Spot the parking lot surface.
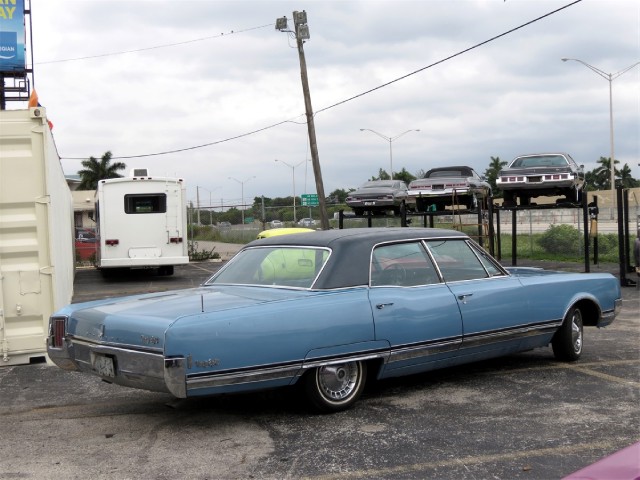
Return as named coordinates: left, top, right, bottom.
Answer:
left=0, top=259, right=638, bottom=479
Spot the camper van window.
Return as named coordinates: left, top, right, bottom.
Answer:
left=124, top=194, right=167, bottom=214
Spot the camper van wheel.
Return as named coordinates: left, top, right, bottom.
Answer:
left=158, top=266, right=174, bottom=276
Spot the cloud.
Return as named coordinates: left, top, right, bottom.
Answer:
left=30, top=0, right=639, bottom=205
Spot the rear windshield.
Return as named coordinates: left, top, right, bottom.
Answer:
left=510, top=155, right=568, bottom=168
left=124, top=194, right=167, bottom=214
left=207, top=246, right=330, bottom=289
left=426, top=169, right=470, bottom=178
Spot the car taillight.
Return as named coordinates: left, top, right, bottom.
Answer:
left=169, top=237, right=183, bottom=243
left=105, top=239, right=119, bottom=246
left=51, top=317, right=66, bottom=348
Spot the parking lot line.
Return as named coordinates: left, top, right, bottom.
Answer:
left=559, top=362, right=640, bottom=388
left=305, top=440, right=620, bottom=480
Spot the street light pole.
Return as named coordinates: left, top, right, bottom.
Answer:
left=197, top=186, right=221, bottom=225
left=228, top=176, right=255, bottom=225
left=561, top=58, right=640, bottom=217
left=360, top=129, right=420, bottom=179
left=275, top=159, right=306, bottom=222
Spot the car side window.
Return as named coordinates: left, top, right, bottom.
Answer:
left=371, top=242, right=440, bottom=287
left=425, top=239, right=489, bottom=282
left=470, top=243, right=506, bottom=277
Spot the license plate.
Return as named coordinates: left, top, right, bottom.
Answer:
left=93, top=354, right=115, bottom=378
left=364, top=201, right=376, bottom=206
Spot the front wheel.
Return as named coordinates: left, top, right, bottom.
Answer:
left=552, top=307, right=583, bottom=361
left=304, top=361, right=367, bottom=413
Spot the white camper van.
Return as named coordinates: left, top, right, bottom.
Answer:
left=95, top=169, right=189, bottom=275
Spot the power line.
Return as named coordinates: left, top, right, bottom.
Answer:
left=59, top=0, right=582, bottom=161
left=37, top=24, right=273, bottom=65
left=316, top=0, right=583, bottom=114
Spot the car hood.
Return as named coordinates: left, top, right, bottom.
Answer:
left=60, top=286, right=311, bottom=349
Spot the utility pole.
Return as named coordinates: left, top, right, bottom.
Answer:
left=277, top=11, right=329, bottom=230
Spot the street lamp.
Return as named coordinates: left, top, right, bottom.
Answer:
left=275, top=159, right=306, bottom=222
left=228, top=176, right=256, bottom=225
left=360, top=129, right=420, bottom=179
left=561, top=58, right=640, bottom=216
left=196, top=186, right=221, bottom=225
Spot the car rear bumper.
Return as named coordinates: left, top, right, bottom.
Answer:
left=598, top=298, right=622, bottom=328
left=346, top=199, right=401, bottom=208
left=497, top=178, right=579, bottom=191
left=47, top=328, right=187, bottom=398
left=406, top=188, right=472, bottom=201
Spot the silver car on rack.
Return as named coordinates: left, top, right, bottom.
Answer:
left=497, top=153, right=585, bottom=207
left=406, top=166, right=491, bottom=212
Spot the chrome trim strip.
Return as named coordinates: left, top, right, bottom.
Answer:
left=186, top=351, right=391, bottom=392
left=462, top=321, right=562, bottom=348
left=67, top=334, right=164, bottom=354
left=387, top=338, right=462, bottom=363
left=302, top=351, right=388, bottom=369
left=187, top=363, right=302, bottom=390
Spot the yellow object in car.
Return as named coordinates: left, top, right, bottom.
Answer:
left=256, top=227, right=314, bottom=239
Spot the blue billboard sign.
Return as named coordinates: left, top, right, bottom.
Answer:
left=0, top=0, right=26, bottom=74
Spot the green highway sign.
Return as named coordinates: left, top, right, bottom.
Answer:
left=301, top=194, right=319, bottom=206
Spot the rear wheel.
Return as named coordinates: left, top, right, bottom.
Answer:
left=304, top=361, right=367, bottom=412
left=158, top=266, right=174, bottom=276
left=502, top=191, right=516, bottom=208
left=552, top=307, right=583, bottom=361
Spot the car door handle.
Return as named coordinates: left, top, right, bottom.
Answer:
left=376, top=303, right=394, bottom=309
left=457, top=294, right=473, bottom=303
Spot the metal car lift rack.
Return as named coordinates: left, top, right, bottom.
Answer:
left=337, top=186, right=637, bottom=287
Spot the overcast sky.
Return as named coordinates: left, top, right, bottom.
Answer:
left=29, top=0, right=639, bottom=207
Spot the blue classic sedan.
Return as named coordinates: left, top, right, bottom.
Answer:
left=48, top=228, right=621, bottom=412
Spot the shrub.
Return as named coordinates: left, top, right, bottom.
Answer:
left=539, top=224, right=581, bottom=254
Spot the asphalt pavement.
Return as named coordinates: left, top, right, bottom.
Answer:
left=0, top=254, right=638, bottom=480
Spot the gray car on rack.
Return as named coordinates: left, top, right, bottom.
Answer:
left=345, top=180, right=408, bottom=215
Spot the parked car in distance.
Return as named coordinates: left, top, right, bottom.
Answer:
left=270, top=220, right=284, bottom=228
left=256, top=227, right=313, bottom=239
left=406, top=166, right=491, bottom=212
left=345, top=180, right=409, bottom=215
left=297, top=218, right=317, bottom=227
left=75, top=228, right=96, bottom=242
left=48, top=228, right=621, bottom=413
left=497, top=153, right=585, bottom=207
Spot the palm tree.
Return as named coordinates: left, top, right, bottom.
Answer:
left=618, top=163, right=640, bottom=188
left=483, top=156, right=507, bottom=198
left=394, top=168, right=417, bottom=185
left=594, top=156, right=620, bottom=191
left=77, top=151, right=126, bottom=190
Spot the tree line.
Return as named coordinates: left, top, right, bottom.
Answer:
left=78, top=151, right=639, bottom=224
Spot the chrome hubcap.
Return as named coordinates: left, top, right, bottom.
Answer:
left=318, top=363, right=359, bottom=401
left=571, top=314, right=583, bottom=353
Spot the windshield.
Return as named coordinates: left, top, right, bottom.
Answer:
left=206, top=246, right=330, bottom=288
